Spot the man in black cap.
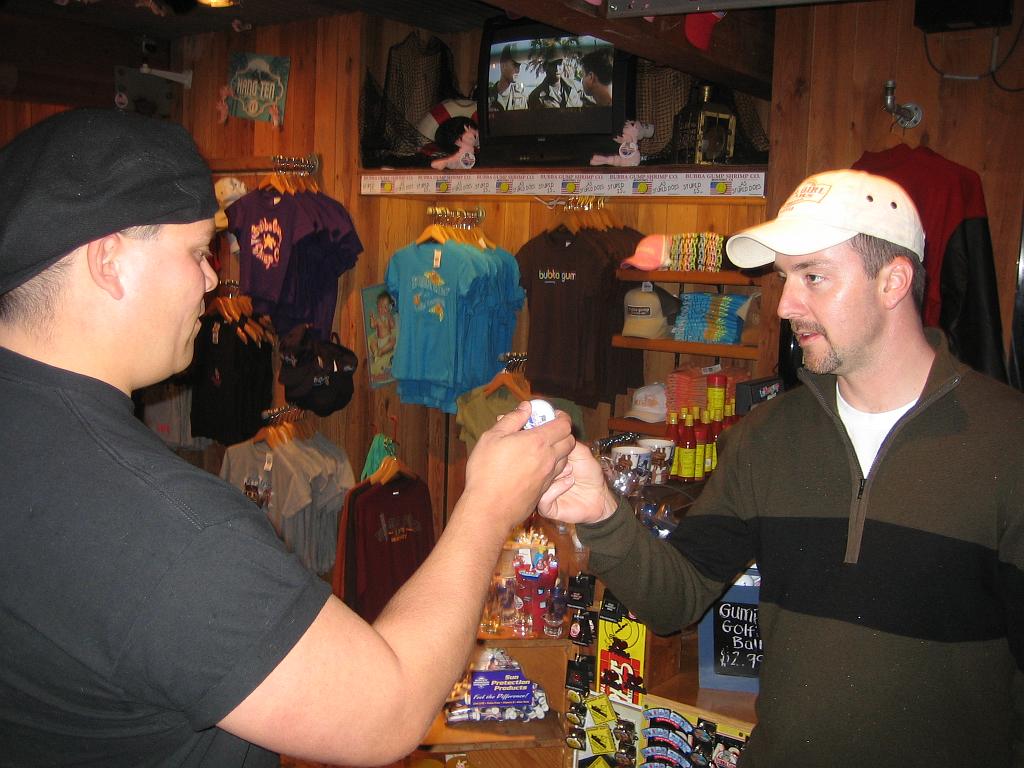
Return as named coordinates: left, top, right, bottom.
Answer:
left=0, top=109, right=593, bottom=766
left=487, top=43, right=527, bottom=111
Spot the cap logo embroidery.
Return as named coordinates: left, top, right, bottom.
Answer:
left=626, top=306, right=653, bottom=317
left=783, top=182, right=832, bottom=211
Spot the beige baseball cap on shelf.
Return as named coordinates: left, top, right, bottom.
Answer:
left=621, top=285, right=681, bottom=339
left=725, top=169, right=925, bottom=269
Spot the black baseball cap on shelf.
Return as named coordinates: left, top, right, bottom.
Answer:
left=0, top=108, right=217, bottom=294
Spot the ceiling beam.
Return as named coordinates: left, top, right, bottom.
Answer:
left=483, top=0, right=774, bottom=99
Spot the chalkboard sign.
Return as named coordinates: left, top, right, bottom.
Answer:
left=698, top=568, right=761, bottom=693
left=712, top=600, right=762, bottom=677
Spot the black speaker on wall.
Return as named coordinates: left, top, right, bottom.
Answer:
left=914, top=0, right=1013, bottom=32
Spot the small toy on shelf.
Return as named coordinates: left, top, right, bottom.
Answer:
left=590, top=121, right=654, bottom=167
left=430, top=123, right=479, bottom=170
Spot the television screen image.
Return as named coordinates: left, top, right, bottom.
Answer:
left=476, top=17, right=635, bottom=166
left=485, top=35, right=616, bottom=138
left=487, top=36, right=614, bottom=109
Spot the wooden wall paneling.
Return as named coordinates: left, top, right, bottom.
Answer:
left=841, top=2, right=921, bottom=162
left=322, top=14, right=382, bottom=485
left=916, top=3, right=1024, bottom=341
left=634, top=200, right=671, bottom=236
left=769, top=0, right=1024, bottom=365
left=758, top=5, right=816, bottom=380
left=0, top=99, right=66, bottom=145
left=179, top=34, right=223, bottom=155
left=804, top=5, right=847, bottom=172
left=449, top=28, right=484, bottom=97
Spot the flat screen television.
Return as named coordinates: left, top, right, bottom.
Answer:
left=476, top=16, right=636, bottom=167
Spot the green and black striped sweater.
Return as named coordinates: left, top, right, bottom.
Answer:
left=580, top=330, right=1023, bottom=766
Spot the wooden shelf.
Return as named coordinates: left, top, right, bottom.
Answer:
left=477, top=629, right=572, bottom=648
left=607, top=417, right=668, bottom=438
left=420, top=710, right=566, bottom=752
left=612, top=335, right=760, bottom=360
left=616, top=269, right=760, bottom=286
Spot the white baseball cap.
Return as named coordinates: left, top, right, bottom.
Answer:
left=725, top=169, right=925, bottom=268
left=214, top=176, right=248, bottom=230
left=624, top=383, right=667, bottom=423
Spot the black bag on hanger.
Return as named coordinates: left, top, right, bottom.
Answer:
left=278, top=324, right=358, bottom=417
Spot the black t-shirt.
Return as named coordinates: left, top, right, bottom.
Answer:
left=516, top=225, right=606, bottom=405
left=190, top=314, right=274, bottom=445
left=0, top=346, right=331, bottom=766
left=515, top=226, right=644, bottom=406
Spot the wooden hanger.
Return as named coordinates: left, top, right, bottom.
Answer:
left=251, top=406, right=314, bottom=448
left=258, top=172, right=288, bottom=195
left=367, top=454, right=418, bottom=485
left=416, top=223, right=449, bottom=245
left=471, top=223, right=497, bottom=250
left=209, top=294, right=256, bottom=325
left=482, top=369, right=532, bottom=401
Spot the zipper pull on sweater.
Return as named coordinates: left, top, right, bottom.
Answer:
left=845, top=476, right=868, bottom=564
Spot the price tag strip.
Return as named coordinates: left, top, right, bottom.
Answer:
left=360, top=170, right=766, bottom=198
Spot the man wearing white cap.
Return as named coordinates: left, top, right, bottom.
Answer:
left=538, top=170, right=1024, bottom=765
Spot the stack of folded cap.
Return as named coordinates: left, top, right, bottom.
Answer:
left=666, top=363, right=754, bottom=417
left=621, top=284, right=682, bottom=340
left=621, top=233, right=724, bottom=273
left=672, top=292, right=748, bottom=345
left=666, top=366, right=708, bottom=416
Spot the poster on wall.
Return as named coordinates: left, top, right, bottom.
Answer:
left=361, top=283, right=397, bottom=388
left=227, top=52, right=291, bottom=125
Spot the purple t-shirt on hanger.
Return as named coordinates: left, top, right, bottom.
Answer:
left=226, top=187, right=318, bottom=310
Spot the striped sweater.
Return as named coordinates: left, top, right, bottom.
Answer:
left=579, top=330, right=1023, bottom=766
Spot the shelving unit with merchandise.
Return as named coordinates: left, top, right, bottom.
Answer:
left=608, top=267, right=764, bottom=438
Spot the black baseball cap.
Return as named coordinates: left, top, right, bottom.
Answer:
left=0, top=108, right=217, bottom=294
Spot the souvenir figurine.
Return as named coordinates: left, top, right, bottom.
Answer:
left=431, top=124, right=479, bottom=170
left=590, top=120, right=654, bottom=167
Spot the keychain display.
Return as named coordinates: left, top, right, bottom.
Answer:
left=565, top=655, right=597, bottom=693
left=599, top=589, right=626, bottom=623
left=563, top=691, right=642, bottom=768
left=570, top=609, right=598, bottom=646
left=567, top=572, right=597, bottom=609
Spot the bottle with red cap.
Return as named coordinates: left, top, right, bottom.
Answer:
left=693, top=411, right=708, bottom=482
left=724, top=399, right=738, bottom=428
left=707, top=372, right=727, bottom=425
left=666, top=411, right=681, bottom=480
left=676, top=412, right=696, bottom=482
left=709, top=408, right=723, bottom=472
